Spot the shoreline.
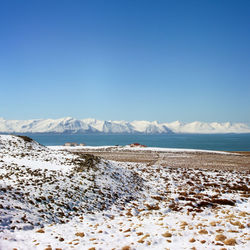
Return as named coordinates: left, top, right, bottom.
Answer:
left=6, top=132, right=250, bottom=152
left=49, top=145, right=250, bottom=172
left=48, top=145, right=246, bottom=154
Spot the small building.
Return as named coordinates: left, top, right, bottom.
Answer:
left=64, top=142, right=78, bottom=147
left=130, top=142, right=147, bottom=147
left=79, top=143, right=86, bottom=146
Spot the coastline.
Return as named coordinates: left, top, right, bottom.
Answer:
left=49, top=145, right=250, bottom=172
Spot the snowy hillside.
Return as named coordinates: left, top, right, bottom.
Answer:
left=0, top=135, right=249, bottom=249
left=0, top=117, right=250, bottom=134
left=0, top=135, right=144, bottom=231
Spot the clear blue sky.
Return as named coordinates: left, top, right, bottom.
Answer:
left=0, top=0, right=250, bottom=123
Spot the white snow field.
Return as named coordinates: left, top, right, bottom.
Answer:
left=49, top=145, right=233, bottom=155
left=0, top=135, right=249, bottom=249
left=0, top=117, right=250, bottom=134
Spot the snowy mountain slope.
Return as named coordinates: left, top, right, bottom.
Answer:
left=130, top=120, right=172, bottom=133
left=164, top=120, right=250, bottom=134
left=0, top=117, right=250, bottom=134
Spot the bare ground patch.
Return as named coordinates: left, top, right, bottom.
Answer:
left=67, top=148, right=250, bottom=172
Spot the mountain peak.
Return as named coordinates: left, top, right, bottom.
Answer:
left=0, top=118, right=249, bottom=134
left=62, top=117, right=74, bottom=121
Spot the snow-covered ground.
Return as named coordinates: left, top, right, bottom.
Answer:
left=49, top=145, right=233, bottom=155
left=0, top=135, right=249, bottom=249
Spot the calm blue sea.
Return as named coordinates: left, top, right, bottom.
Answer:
left=17, top=133, right=250, bottom=151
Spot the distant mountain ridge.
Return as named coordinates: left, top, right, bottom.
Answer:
left=0, top=117, right=250, bottom=134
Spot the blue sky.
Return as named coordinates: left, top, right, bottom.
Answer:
left=0, top=0, right=250, bottom=123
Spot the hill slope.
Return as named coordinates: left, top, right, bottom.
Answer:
left=0, top=135, right=249, bottom=249
left=0, top=135, right=144, bottom=231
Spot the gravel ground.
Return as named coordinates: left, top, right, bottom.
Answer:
left=67, top=148, right=250, bottom=172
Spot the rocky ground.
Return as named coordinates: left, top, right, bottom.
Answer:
left=0, top=136, right=249, bottom=249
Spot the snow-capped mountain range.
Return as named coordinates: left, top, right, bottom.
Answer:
left=0, top=117, right=250, bottom=134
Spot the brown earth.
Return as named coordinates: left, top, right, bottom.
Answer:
left=65, top=147, right=250, bottom=172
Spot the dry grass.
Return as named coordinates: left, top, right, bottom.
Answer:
left=198, top=229, right=208, bottom=234
left=215, top=234, right=227, bottom=242
left=71, top=148, right=250, bottom=172
left=162, top=232, right=172, bottom=237
left=224, top=238, right=237, bottom=246
left=15, top=135, right=34, bottom=143
left=36, top=229, right=45, bottom=233
left=121, top=246, right=131, bottom=250
left=75, top=232, right=85, bottom=237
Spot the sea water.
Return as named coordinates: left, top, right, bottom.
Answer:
left=17, top=133, right=250, bottom=151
